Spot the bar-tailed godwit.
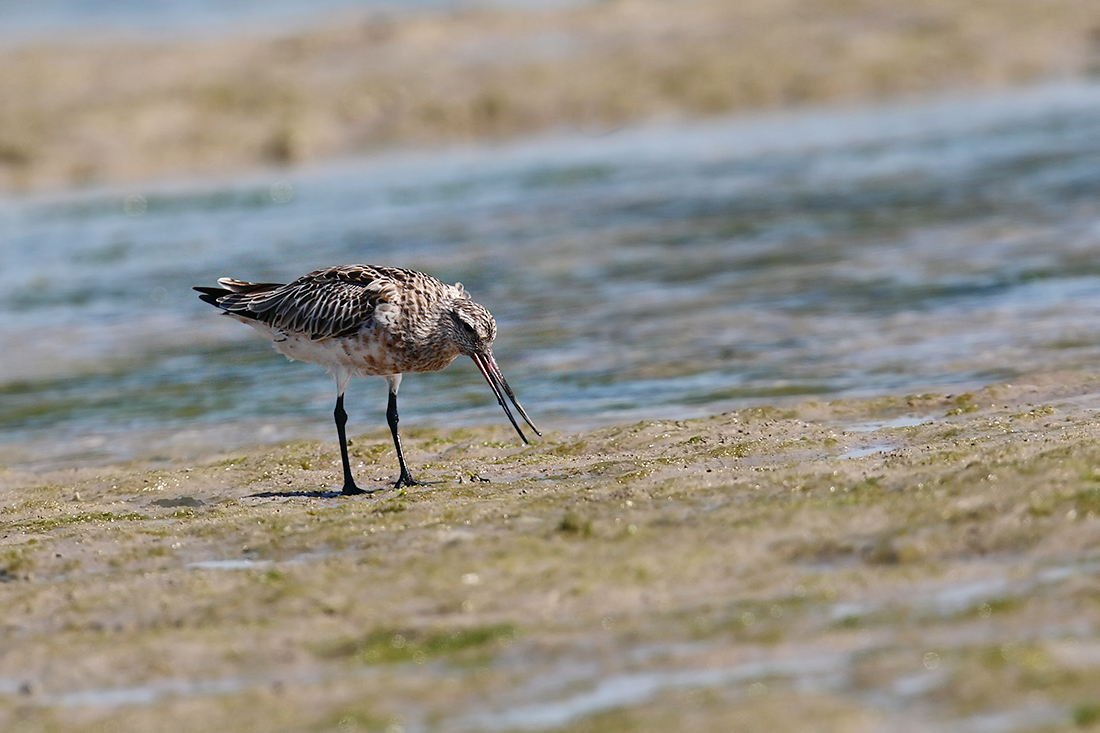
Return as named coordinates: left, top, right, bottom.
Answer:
left=195, top=264, right=539, bottom=494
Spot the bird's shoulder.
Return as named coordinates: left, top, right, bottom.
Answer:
left=306, top=264, right=456, bottom=306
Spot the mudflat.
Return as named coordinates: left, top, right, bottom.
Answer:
left=3, top=373, right=1100, bottom=730
left=2, top=0, right=1100, bottom=193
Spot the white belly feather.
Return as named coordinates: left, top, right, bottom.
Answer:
left=234, top=316, right=402, bottom=378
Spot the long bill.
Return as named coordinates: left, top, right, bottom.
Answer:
left=470, top=351, right=541, bottom=444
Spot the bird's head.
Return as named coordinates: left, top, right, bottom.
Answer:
left=444, top=297, right=540, bottom=444
left=446, top=299, right=497, bottom=357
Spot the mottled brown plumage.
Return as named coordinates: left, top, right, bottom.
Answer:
left=195, top=264, right=539, bottom=493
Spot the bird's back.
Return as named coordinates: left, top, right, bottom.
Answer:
left=195, top=264, right=466, bottom=376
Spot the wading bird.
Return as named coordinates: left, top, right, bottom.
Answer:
left=195, top=264, right=539, bottom=494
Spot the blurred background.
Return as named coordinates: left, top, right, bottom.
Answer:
left=3, top=0, right=1100, bottom=469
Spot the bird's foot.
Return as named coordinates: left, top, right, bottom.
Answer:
left=393, top=473, right=437, bottom=490
left=341, top=482, right=371, bottom=496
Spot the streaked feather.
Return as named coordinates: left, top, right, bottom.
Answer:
left=206, top=265, right=425, bottom=340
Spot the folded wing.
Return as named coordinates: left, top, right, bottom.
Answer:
left=195, top=265, right=400, bottom=340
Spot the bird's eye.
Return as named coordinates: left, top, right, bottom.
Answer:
left=451, top=312, right=478, bottom=337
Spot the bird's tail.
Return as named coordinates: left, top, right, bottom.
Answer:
left=193, top=278, right=283, bottom=309
left=193, top=286, right=230, bottom=308
left=216, top=277, right=276, bottom=293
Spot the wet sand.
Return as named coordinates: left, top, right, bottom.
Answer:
left=2, top=0, right=1100, bottom=193
left=3, top=372, right=1100, bottom=730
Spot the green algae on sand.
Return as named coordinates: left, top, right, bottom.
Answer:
left=3, top=375, right=1100, bottom=730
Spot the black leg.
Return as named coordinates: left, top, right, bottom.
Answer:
left=335, top=394, right=366, bottom=495
left=387, top=390, right=424, bottom=489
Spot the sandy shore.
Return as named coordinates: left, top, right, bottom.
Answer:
left=2, top=0, right=1100, bottom=193
left=3, top=372, right=1100, bottom=730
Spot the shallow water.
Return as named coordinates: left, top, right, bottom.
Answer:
left=4, top=82, right=1100, bottom=469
